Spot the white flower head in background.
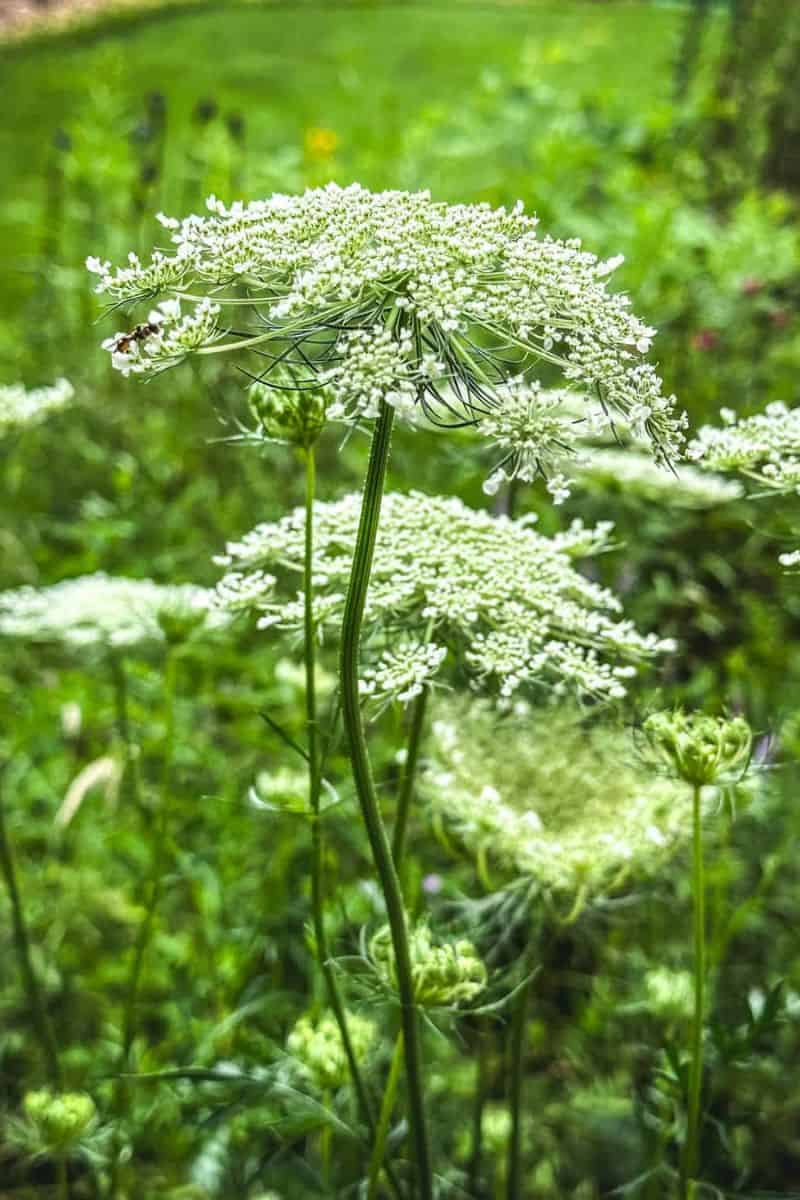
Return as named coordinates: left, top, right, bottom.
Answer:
left=89, top=184, right=685, bottom=477
left=212, top=490, right=674, bottom=704
left=688, top=403, right=800, bottom=495
left=421, top=697, right=692, bottom=901
left=0, top=379, right=74, bottom=436
left=0, top=574, right=227, bottom=654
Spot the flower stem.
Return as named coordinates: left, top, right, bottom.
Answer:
left=339, top=399, right=433, bottom=1200
left=391, top=685, right=429, bottom=870
left=0, top=776, right=62, bottom=1089
left=683, top=783, right=706, bottom=1194
left=367, top=1030, right=404, bottom=1200
left=468, top=1025, right=491, bottom=1195
left=506, top=965, right=532, bottom=1200
left=303, top=447, right=383, bottom=1159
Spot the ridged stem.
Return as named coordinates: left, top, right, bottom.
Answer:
left=683, top=783, right=706, bottom=1195
left=339, top=399, right=433, bottom=1200
left=303, top=447, right=387, bottom=1171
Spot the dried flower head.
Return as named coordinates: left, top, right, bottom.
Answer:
left=212, top=491, right=673, bottom=703
left=0, top=379, right=74, bottom=435
left=369, top=922, right=487, bottom=1008
left=89, top=185, right=684, bottom=468
left=286, top=1011, right=376, bottom=1091
left=0, top=574, right=226, bottom=653
left=421, top=698, right=691, bottom=899
left=643, top=709, right=752, bottom=787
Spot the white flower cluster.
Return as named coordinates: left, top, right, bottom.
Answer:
left=688, top=403, right=800, bottom=494
left=0, top=574, right=226, bottom=652
left=0, top=378, right=74, bottom=436
left=213, top=490, right=674, bottom=703
left=421, top=698, right=690, bottom=899
left=480, top=381, right=586, bottom=501
left=573, top=446, right=744, bottom=508
left=89, top=184, right=684, bottom=457
left=359, top=640, right=448, bottom=704
left=100, top=298, right=222, bottom=377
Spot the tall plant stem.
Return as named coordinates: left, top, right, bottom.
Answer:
left=468, top=1025, right=491, bottom=1195
left=683, top=783, right=706, bottom=1195
left=366, top=1030, right=404, bottom=1200
left=0, top=778, right=62, bottom=1088
left=506, top=966, right=532, bottom=1200
left=391, top=685, right=429, bottom=870
left=302, top=447, right=383, bottom=1159
left=339, top=399, right=433, bottom=1200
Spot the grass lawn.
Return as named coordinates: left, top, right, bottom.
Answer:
left=0, top=2, right=685, bottom=328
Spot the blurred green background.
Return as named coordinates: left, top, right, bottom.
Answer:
left=2, top=2, right=800, bottom=1197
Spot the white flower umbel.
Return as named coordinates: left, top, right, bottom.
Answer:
left=0, top=379, right=74, bottom=436
left=573, top=446, right=744, bottom=509
left=213, top=491, right=674, bottom=704
left=89, top=185, right=685, bottom=462
left=688, top=403, right=800, bottom=495
left=421, top=697, right=690, bottom=900
left=0, top=574, right=226, bottom=653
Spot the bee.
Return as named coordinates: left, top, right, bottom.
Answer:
left=112, top=321, right=161, bottom=355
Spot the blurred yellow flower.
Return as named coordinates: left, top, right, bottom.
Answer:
left=304, top=126, right=339, bottom=159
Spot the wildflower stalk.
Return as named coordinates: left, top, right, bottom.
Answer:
left=506, top=966, right=532, bottom=1200
left=303, top=446, right=382, bottom=1161
left=468, top=1026, right=492, bottom=1194
left=0, top=776, right=62, bottom=1089
left=391, top=685, right=429, bottom=870
left=683, top=782, right=706, bottom=1194
left=339, top=398, right=433, bottom=1200
left=108, top=650, right=142, bottom=812
left=366, top=1030, right=404, bottom=1200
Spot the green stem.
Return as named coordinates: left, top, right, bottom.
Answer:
left=58, top=1152, right=69, bottom=1200
left=108, top=651, right=142, bottom=812
left=391, top=685, right=429, bottom=870
left=367, top=1030, right=405, bottom=1200
left=468, top=1025, right=491, bottom=1195
left=303, top=449, right=402, bottom=1199
left=683, top=783, right=706, bottom=1194
left=339, top=399, right=433, bottom=1200
left=0, top=779, right=62, bottom=1088
left=506, top=966, right=532, bottom=1200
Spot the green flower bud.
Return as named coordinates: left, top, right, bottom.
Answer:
left=643, top=966, right=694, bottom=1022
left=643, top=710, right=751, bottom=787
left=286, top=1011, right=375, bottom=1091
left=370, top=923, right=487, bottom=1008
left=22, top=1090, right=97, bottom=1151
left=249, top=377, right=326, bottom=449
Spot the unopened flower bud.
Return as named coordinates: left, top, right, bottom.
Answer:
left=249, top=379, right=326, bottom=449
left=22, top=1090, right=96, bottom=1151
left=370, top=923, right=487, bottom=1008
left=644, top=709, right=751, bottom=787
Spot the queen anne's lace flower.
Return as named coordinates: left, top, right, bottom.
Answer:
left=0, top=574, right=226, bottom=652
left=421, top=698, right=691, bottom=898
left=0, top=379, right=74, bottom=435
left=573, top=446, right=744, bottom=508
left=212, top=490, right=673, bottom=703
left=688, top=403, right=800, bottom=494
left=89, top=185, right=685, bottom=466
left=644, top=709, right=752, bottom=787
